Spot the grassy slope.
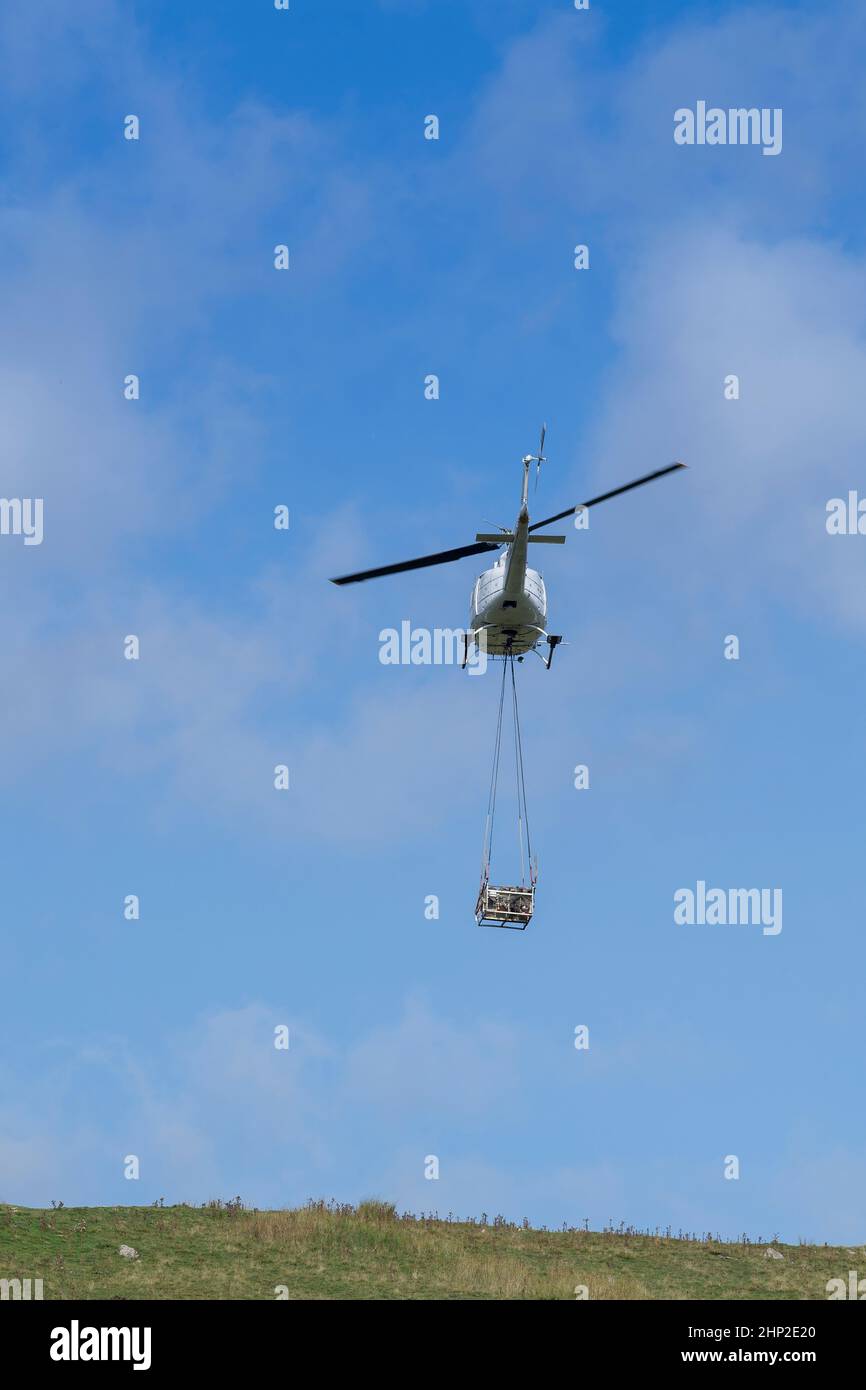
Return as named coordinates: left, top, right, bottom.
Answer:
left=0, top=1202, right=860, bottom=1300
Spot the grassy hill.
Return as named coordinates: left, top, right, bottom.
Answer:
left=0, top=1200, right=859, bottom=1300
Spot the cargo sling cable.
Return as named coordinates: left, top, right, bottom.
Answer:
left=477, top=652, right=536, bottom=928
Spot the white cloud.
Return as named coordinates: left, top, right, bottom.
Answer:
left=584, top=227, right=866, bottom=630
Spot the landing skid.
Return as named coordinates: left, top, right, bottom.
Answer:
left=462, top=627, right=563, bottom=669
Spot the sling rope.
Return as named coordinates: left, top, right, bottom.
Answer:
left=481, top=652, right=533, bottom=887
left=481, top=655, right=508, bottom=881
left=510, top=651, right=532, bottom=883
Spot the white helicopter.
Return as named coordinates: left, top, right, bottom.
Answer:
left=331, top=427, right=686, bottom=668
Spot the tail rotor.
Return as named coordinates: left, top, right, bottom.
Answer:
left=532, top=423, right=547, bottom=493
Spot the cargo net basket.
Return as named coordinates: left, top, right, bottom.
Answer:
left=475, top=880, right=534, bottom=931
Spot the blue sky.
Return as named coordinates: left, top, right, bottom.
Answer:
left=1, top=0, right=865, bottom=1249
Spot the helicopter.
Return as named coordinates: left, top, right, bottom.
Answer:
left=330, top=427, right=686, bottom=669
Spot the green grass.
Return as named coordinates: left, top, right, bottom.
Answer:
left=0, top=1200, right=859, bottom=1300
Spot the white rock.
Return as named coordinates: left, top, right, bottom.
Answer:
left=764, top=1247, right=784, bottom=1260
left=119, top=1244, right=139, bottom=1259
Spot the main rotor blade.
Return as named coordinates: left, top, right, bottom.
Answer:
left=528, top=461, right=686, bottom=532
left=330, top=540, right=500, bottom=586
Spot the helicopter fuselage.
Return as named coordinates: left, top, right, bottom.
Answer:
left=469, top=502, right=548, bottom=656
